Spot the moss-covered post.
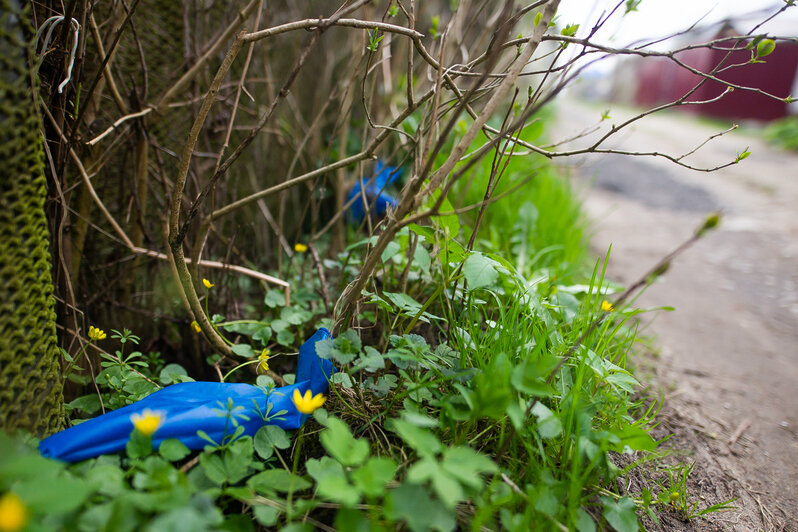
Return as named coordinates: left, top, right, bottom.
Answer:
left=0, top=0, right=65, bottom=436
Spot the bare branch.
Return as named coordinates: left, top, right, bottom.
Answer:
left=242, top=18, right=423, bottom=43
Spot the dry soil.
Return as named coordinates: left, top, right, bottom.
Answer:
left=554, top=98, right=798, bottom=531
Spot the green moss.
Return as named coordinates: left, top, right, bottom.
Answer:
left=0, top=0, right=64, bottom=436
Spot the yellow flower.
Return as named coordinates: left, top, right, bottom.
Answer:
left=130, top=408, right=165, bottom=436
left=601, top=300, right=614, bottom=312
left=191, top=320, right=202, bottom=333
left=202, top=278, right=214, bottom=289
left=88, top=325, right=106, bottom=341
left=294, top=243, right=308, bottom=253
left=258, top=349, right=271, bottom=373
left=0, top=492, right=27, bottom=532
left=292, top=389, right=326, bottom=414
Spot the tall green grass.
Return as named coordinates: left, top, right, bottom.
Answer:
left=448, top=118, right=588, bottom=280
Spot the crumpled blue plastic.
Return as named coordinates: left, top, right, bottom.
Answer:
left=347, top=161, right=403, bottom=223
left=39, top=328, right=333, bottom=462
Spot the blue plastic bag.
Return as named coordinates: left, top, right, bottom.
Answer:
left=40, top=328, right=333, bottom=462
left=347, top=161, right=403, bottom=223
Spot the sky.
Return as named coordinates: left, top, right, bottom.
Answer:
left=555, top=0, right=798, bottom=47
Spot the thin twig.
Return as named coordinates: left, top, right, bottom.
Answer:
left=309, top=244, right=331, bottom=312
left=242, top=18, right=423, bottom=43
left=86, top=107, right=152, bottom=146
left=728, top=418, right=752, bottom=447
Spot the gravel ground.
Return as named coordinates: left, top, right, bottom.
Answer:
left=554, top=98, right=798, bottom=531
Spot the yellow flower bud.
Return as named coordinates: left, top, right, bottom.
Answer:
left=294, top=243, right=308, bottom=253
left=202, top=278, right=214, bottom=289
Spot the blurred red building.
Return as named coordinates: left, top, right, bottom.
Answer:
left=635, top=25, right=798, bottom=122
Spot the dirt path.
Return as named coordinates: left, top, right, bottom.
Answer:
left=554, top=99, right=798, bottom=531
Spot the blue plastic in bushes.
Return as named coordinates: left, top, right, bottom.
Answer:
left=39, top=328, right=333, bottom=462
left=347, top=161, right=402, bottom=223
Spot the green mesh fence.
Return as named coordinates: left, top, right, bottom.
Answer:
left=0, top=0, right=64, bottom=436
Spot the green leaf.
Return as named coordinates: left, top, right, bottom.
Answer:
left=407, top=223, right=435, bottom=241
left=367, top=374, right=398, bottom=395
left=77, top=501, right=113, bottom=530
left=430, top=193, right=460, bottom=237
left=408, top=223, right=466, bottom=263
left=248, top=469, right=311, bottom=494
left=231, top=344, right=256, bottom=358
left=160, top=363, right=190, bottom=385
left=440, top=446, right=497, bottom=490
left=430, top=469, right=463, bottom=509
left=65, top=394, right=102, bottom=415
left=463, top=253, right=499, bottom=289
left=384, top=483, right=455, bottom=532
left=382, top=240, right=402, bottom=262
left=331, top=372, right=353, bottom=388
left=353, top=346, right=385, bottom=373
left=278, top=523, right=313, bottom=532
left=85, top=464, right=126, bottom=497
left=531, top=402, right=563, bottom=439
left=316, top=330, right=361, bottom=365
left=281, top=306, right=312, bottom=326
left=222, top=322, right=262, bottom=335
left=198, top=443, right=258, bottom=487
left=15, top=475, right=93, bottom=515
left=576, top=508, right=596, bottom=532
left=412, top=244, right=431, bottom=273
left=602, top=496, right=639, bottom=532
left=406, top=456, right=438, bottom=483
left=253, top=325, right=272, bottom=345
left=316, top=339, right=352, bottom=364
left=224, top=486, right=255, bottom=501
left=306, top=457, right=361, bottom=506
left=159, top=438, right=191, bottom=461
left=400, top=410, right=438, bottom=428
left=383, top=292, right=426, bottom=319
left=533, top=485, right=560, bottom=516
left=276, top=329, right=295, bottom=346
left=254, top=425, right=291, bottom=460
left=126, top=430, right=153, bottom=459
left=253, top=505, right=280, bottom=526
left=605, top=371, right=640, bottom=393
left=313, top=408, right=329, bottom=426
left=335, top=508, right=371, bottom=532
left=264, top=289, right=286, bottom=308
left=610, top=423, right=657, bottom=452
left=270, top=318, right=289, bottom=333
left=534, top=12, right=542, bottom=26
left=321, top=417, right=370, bottom=466
left=511, top=357, right=557, bottom=397
left=350, top=457, right=397, bottom=497
left=144, top=503, right=224, bottom=532
left=387, top=419, right=441, bottom=458
left=405, top=456, right=466, bottom=509
left=200, top=453, right=229, bottom=485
